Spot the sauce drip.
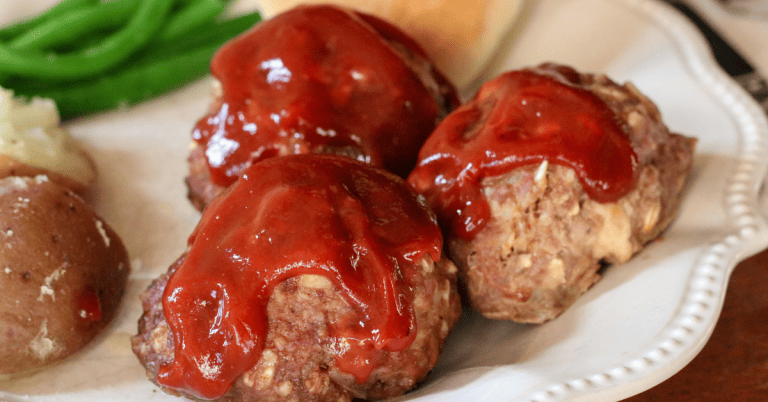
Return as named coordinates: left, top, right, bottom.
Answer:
left=158, top=154, right=443, bottom=399
left=194, top=5, right=457, bottom=186
left=76, top=285, right=101, bottom=322
left=407, top=65, right=637, bottom=239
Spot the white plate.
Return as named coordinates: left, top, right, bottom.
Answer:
left=2, top=0, right=768, bottom=401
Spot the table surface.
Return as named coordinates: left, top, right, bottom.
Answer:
left=623, top=248, right=768, bottom=400
left=623, top=3, right=768, bottom=400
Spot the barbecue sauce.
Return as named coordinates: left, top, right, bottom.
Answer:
left=193, top=5, right=458, bottom=186
left=408, top=65, right=637, bottom=239
left=157, top=155, right=442, bottom=399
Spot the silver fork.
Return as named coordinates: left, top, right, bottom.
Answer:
left=718, top=0, right=768, bottom=19
left=664, top=0, right=768, bottom=114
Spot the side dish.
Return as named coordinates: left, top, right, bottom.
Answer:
left=408, top=63, right=696, bottom=323
left=185, top=4, right=459, bottom=210
left=0, top=175, right=129, bottom=376
left=0, top=88, right=130, bottom=377
left=133, top=154, right=460, bottom=401
left=0, top=86, right=94, bottom=192
left=0, top=0, right=261, bottom=120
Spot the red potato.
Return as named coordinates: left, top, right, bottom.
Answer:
left=0, top=175, right=130, bottom=376
left=0, top=154, right=93, bottom=196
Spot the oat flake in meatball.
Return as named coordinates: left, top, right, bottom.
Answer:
left=133, top=154, right=461, bottom=401
left=408, top=63, right=696, bottom=323
left=186, top=4, right=460, bottom=211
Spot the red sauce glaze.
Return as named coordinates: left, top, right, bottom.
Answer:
left=407, top=65, right=638, bottom=239
left=76, top=285, right=101, bottom=322
left=193, top=5, right=459, bottom=187
left=158, top=154, right=443, bottom=399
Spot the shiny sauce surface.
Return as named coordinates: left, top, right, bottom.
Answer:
left=194, top=4, right=455, bottom=186
left=76, top=285, right=101, bottom=322
left=408, top=66, right=637, bottom=239
left=158, top=154, right=443, bottom=399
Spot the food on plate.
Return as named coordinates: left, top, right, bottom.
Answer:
left=0, top=87, right=130, bottom=377
left=186, top=4, right=460, bottom=210
left=133, top=154, right=461, bottom=401
left=1, top=0, right=262, bottom=120
left=0, top=86, right=95, bottom=193
left=0, top=175, right=130, bottom=377
left=256, top=0, right=525, bottom=89
left=0, top=0, right=93, bottom=41
left=408, top=63, right=696, bottom=323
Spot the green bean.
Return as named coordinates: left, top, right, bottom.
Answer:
left=8, top=0, right=227, bottom=53
left=19, top=42, right=222, bottom=120
left=2, top=0, right=262, bottom=119
left=0, top=0, right=174, bottom=79
left=9, top=0, right=142, bottom=52
left=10, top=8, right=261, bottom=119
left=10, top=9, right=261, bottom=92
left=159, top=0, right=225, bottom=43
left=133, top=11, right=261, bottom=66
left=0, top=0, right=98, bottom=41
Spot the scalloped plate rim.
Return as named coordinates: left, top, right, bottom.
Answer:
left=517, top=0, right=768, bottom=400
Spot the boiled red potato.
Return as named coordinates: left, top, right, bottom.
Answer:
left=0, top=175, right=130, bottom=377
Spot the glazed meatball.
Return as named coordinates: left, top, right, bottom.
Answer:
left=134, top=154, right=461, bottom=401
left=408, top=63, right=696, bottom=323
left=185, top=4, right=459, bottom=211
left=0, top=175, right=130, bottom=376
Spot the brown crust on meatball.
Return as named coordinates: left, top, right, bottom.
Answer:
left=0, top=176, right=130, bottom=375
left=185, top=143, right=223, bottom=212
left=132, top=253, right=460, bottom=401
left=449, top=65, right=696, bottom=323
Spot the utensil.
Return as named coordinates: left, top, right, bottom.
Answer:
left=718, top=0, right=768, bottom=19
left=666, top=0, right=768, bottom=114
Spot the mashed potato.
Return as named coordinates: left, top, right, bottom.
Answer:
left=0, top=87, right=95, bottom=186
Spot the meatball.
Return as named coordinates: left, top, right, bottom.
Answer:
left=186, top=4, right=460, bottom=210
left=0, top=175, right=130, bottom=376
left=408, top=63, right=696, bottom=323
left=134, top=154, right=461, bottom=401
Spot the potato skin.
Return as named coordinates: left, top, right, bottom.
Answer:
left=0, top=155, right=91, bottom=195
left=0, top=175, right=129, bottom=376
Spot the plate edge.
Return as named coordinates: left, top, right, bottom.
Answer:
left=517, top=0, right=768, bottom=401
